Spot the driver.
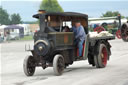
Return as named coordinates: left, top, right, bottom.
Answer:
left=72, top=21, right=86, bottom=58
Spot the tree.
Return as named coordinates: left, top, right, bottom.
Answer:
left=101, top=11, right=125, bottom=18
left=102, top=11, right=120, bottom=17
left=126, top=17, right=128, bottom=20
left=0, top=7, right=10, bottom=25
left=23, top=21, right=38, bottom=24
left=40, top=0, right=64, bottom=12
left=10, top=13, right=22, bottom=25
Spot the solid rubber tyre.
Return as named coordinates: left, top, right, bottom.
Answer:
left=53, top=54, right=65, bottom=76
left=23, top=55, right=36, bottom=76
left=94, top=44, right=108, bottom=68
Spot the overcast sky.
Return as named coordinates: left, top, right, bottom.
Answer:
left=0, top=0, right=128, bottom=21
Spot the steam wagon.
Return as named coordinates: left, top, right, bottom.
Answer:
left=120, top=22, right=128, bottom=42
left=23, top=10, right=115, bottom=76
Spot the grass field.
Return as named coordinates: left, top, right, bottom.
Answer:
left=20, top=35, right=33, bottom=41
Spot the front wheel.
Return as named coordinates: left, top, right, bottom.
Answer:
left=94, top=44, right=108, bottom=68
left=23, top=55, right=36, bottom=76
left=53, top=54, right=65, bottom=76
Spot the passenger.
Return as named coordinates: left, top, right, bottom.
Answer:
left=62, top=26, right=70, bottom=32
left=72, top=21, right=86, bottom=58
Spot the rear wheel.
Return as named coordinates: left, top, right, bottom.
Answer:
left=94, top=44, right=108, bottom=68
left=53, top=54, right=65, bottom=76
left=23, top=55, right=36, bottom=76
left=88, top=54, right=95, bottom=66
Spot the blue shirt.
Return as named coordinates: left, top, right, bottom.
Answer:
left=72, top=25, right=86, bottom=41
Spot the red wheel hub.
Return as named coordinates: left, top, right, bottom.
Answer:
left=101, top=47, right=107, bottom=66
left=116, top=29, right=121, bottom=39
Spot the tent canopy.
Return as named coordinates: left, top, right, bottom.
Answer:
left=4, top=25, right=24, bottom=30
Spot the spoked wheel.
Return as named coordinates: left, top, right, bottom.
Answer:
left=23, top=55, right=36, bottom=76
left=94, top=44, right=108, bottom=68
left=53, top=54, right=65, bottom=76
left=93, top=26, right=105, bottom=33
left=121, top=24, right=128, bottom=42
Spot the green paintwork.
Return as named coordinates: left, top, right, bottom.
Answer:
left=48, top=32, right=74, bottom=46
